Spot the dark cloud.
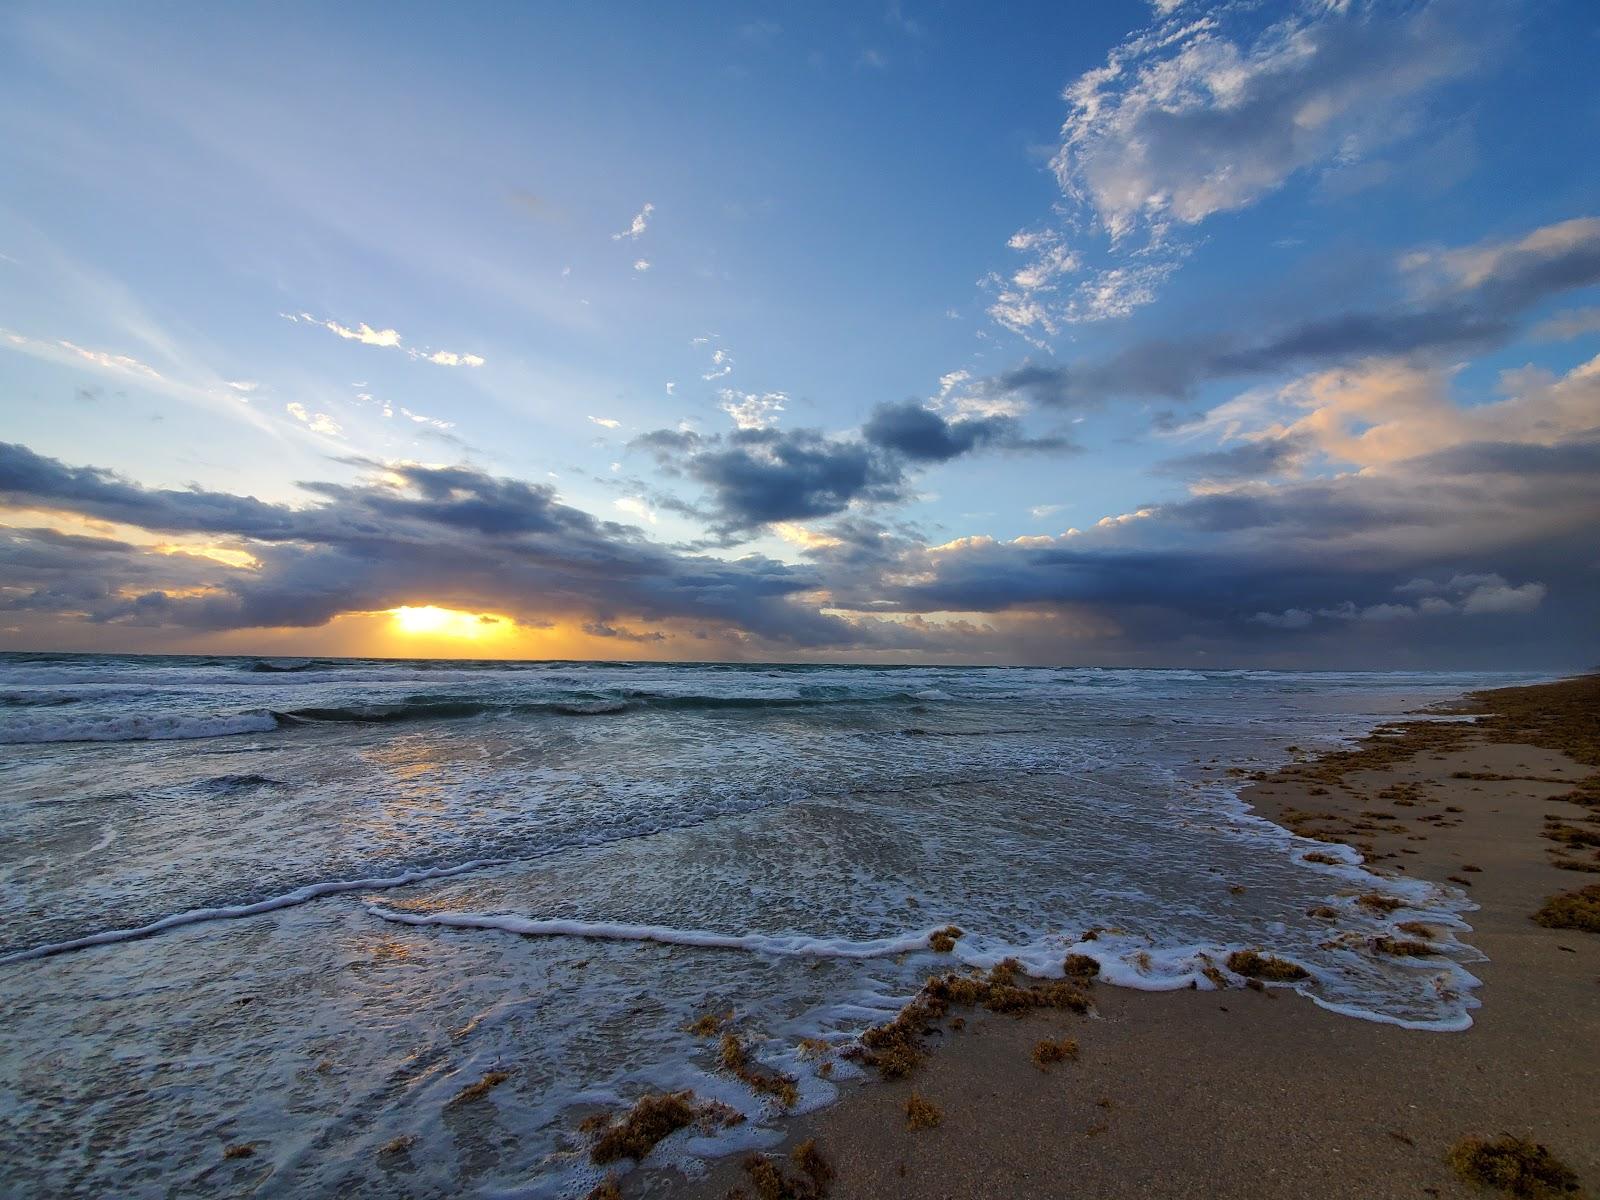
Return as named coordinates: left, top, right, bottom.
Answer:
left=861, top=400, right=1071, bottom=462
left=0, top=441, right=856, bottom=647
left=636, top=402, right=1070, bottom=534
left=5, top=419, right=1597, bottom=668
left=635, top=426, right=906, bottom=532
left=1153, top=435, right=1311, bottom=483
left=978, top=218, right=1600, bottom=412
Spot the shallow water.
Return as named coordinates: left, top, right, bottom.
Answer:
left=0, top=655, right=1543, bottom=1196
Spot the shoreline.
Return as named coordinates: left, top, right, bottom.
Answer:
left=644, top=675, right=1600, bottom=1200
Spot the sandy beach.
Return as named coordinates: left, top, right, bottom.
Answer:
left=648, top=676, right=1600, bottom=1200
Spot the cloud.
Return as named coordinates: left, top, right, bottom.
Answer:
left=718, top=390, right=786, bottom=430
left=612, top=203, right=654, bottom=241
left=1058, top=2, right=1484, bottom=243
left=588, top=416, right=622, bottom=430
left=636, top=426, right=905, bottom=531
left=284, top=402, right=343, bottom=438
left=861, top=400, right=1071, bottom=462
left=633, top=259, right=651, bottom=272
left=0, top=442, right=855, bottom=648
left=979, top=216, right=1600, bottom=412
left=2, top=329, right=164, bottom=382
left=991, top=0, right=1496, bottom=339
left=1154, top=434, right=1311, bottom=485
left=613, top=496, right=657, bottom=525
left=284, top=312, right=485, bottom=368
left=702, top=347, right=734, bottom=380
left=1534, top=306, right=1600, bottom=341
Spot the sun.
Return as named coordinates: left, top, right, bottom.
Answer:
left=388, top=605, right=508, bottom=640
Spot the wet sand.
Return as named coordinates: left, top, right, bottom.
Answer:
left=653, top=677, right=1600, bottom=1200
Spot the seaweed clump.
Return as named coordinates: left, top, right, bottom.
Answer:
left=1531, top=884, right=1600, bottom=934
left=736, top=1138, right=834, bottom=1199
left=1031, top=1038, right=1079, bottom=1070
left=904, top=1093, right=943, bottom=1130
left=1062, top=953, right=1101, bottom=981
left=1225, top=950, right=1309, bottom=982
left=583, top=1178, right=623, bottom=1200
left=928, top=926, right=963, bottom=953
left=448, top=1069, right=511, bottom=1106
left=1447, top=1134, right=1582, bottom=1197
left=846, top=959, right=1091, bottom=1079
left=590, top=1092, right=698, bottom=1164
left=719, top=1032, right=800, bottom=1109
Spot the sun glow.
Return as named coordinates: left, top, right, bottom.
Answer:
left=388, top=605, right=509, bottom=640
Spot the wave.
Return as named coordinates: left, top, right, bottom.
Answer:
left=0, top=711, right=280, bottom=745
left=366, top=907, right=943, bottom=960
left=0, top=859, right=506, bottom=966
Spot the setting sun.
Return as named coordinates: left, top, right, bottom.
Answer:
left=388, top=605, right=508, bottom=640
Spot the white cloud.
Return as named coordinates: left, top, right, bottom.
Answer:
left=633, top=259, right=651, bottom=272
left=719, top=390, right=787, bottom=430
left=589, top=416, right=622, bottom=429
left=284, top=401, right=343, bottom=438
left=284, top=312, right=484, bottom=368
left=1030, top=504, right=1064, bottom=519
left=990, top=1, right=1487, bottom=340
left=614, top=496, right=657, bottom=524
left=702, top=347, right=734, bottom=380
left=224, top=380, right=258, bottom=393
left=612, top=203, right=654, bottom=241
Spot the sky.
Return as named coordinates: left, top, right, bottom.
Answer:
left=1, top=0, right=1597, bottom=668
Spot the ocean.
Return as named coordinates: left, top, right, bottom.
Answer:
left=0, top=654, right=1543, bottom=1197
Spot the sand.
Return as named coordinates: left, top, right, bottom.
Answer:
left=645, top=677, right=1600, bottom=1200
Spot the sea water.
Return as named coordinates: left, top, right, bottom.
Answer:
left=0, top=655, right=1543, bottom=1197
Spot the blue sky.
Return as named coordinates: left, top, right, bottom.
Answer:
left=2, top=0, right=1598, bottom=667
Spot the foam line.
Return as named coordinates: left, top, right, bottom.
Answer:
left=367, top=907, right=940, bottom=960
left=0, top=859, right=507, bottom=966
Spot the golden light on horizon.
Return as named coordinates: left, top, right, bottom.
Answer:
left=388, top=605, right=511, bottom=640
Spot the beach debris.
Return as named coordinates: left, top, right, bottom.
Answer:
left=377, top=1134, right=416, bottom=1156
left=737, top=1137, right=834, bottom=1198
left=846, top=959, right=1090, bottom=1078
left=1062, top=953, right=1100, bottom=981
left=1225, top=950, right=1309, bottom=982
left=589, top=1091, right=699, bottom=1164
left=1532, top=884, right=1600, bottom=934
left=222, top=1143, right=256, bottom=1159
left=1397, top=921, right=1437, bottom=938
left=1307, top=904, right=1339, bottom=919
left=1356, top=893, right=1404, bottom=915
left=1031, top=1037, right=1079, bottom=1070
left=686, top=1010, right=733, bottom=1037
left=719, top=1031, right=800, bottom=1109
left=447, top=1068, right=511, bottom=1106
left=1371, top=936, right=1434, bottom=957
left=928, top=925, right=963, bottom=953
left=583, top=1177, right=623, bottom=1200
left=904, top=1093, right=942, bottom=1130
left=1447, top=1133, right=1582, bottom=1197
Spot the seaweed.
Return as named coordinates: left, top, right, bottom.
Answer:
left=720, top=1032, right=800, bottom=1109
left=590, top=1092, right=698, bottom=1164
left=1447, top=1134, right=1582, bottom=1197
left=904, top=1093, right=943, bottom=1130
left=928, top=926, right=963, bottom=953
left=448, top=1069, right=511, bottom=1106
left=1225, top=950, right=1308, bottom=982
left=1531, top=884, right=1600, bottom=934
left=1062, top=953, right=1101, bottom=981
left=738, top=1137, right=834, bottom=1199
left=1031, top=1038, right=1079, bottom=1070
